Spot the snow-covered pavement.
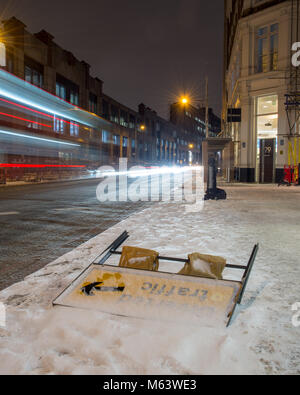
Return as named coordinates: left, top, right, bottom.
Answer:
left=0, top=184, right=300, bottom=375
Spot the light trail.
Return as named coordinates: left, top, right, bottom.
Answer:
left=95, top=166, right=203, bottom=178
left=0, top=111, right=52, bottom=128
left=0, top=164, right=86, bottom=168
left=0, top=97, right=79, bottom=126
left=0, top=129, right=80, bottom=147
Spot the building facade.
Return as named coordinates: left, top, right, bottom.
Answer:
left=0, top=16, right=205, bottom=183
left=223, top=0, right=300, bottom=183
left=170, top=102, right=221, bottom=164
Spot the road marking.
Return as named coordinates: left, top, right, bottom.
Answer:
left=53, top=207, right=100, bottom=215
left=0, top=211, right=19, bottom=216
left=53, top=207, right=86, bottom=212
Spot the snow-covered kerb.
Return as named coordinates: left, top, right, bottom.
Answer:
left=0, top=185, right=300, bottom=375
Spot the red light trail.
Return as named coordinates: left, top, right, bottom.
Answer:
left=0, top=164, right=86, bottom=168
left=0, top=111, right=52, bottom=128
left=0, top=97, right=79, bottom=127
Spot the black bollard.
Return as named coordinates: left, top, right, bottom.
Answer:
left=204, top=157, right=227, bottom=201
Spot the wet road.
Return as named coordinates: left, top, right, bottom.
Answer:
left=0, top=179, right=150, bottom=290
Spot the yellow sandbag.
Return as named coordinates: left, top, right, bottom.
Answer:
left=179, top=253, right=226, bottom=280
left=119, top=246, right=159, bottom=271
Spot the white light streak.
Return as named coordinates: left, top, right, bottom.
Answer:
left=96, top=166, right=202, bottom=178
left=0, top=129, right=80, bottom=147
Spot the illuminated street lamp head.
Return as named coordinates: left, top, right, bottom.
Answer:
left=140, top=125, right=146, bottom=131
left=189, top=144, right=194, bottom=149
left=181, top=97, right=188, bottom=105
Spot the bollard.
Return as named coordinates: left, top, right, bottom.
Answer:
left=204, top=157, right=227, bottom=201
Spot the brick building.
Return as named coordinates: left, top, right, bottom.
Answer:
left=170, top=102, right=221, bottom=163
left=0, top=16, right=207, bottom=182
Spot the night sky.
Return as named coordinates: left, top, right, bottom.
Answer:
left=0, top=0, right=224, bottom=118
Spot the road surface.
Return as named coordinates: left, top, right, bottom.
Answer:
left=0, top=178, right=150, bottom=290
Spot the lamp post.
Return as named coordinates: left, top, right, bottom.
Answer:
left=137, top=124, right=146, bottom=163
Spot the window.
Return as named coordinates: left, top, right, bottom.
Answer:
left=122, top=137, right=128, bottom=147
left=111, top=106, right=119, bottom=124
left=131, top=139, right=136, bottom=157
left=102, top=130, right=110, bottom=143
left=102, top=100, right=109, bottom=119
left=56, top=82, right=66, bottom=100
left=120, top=111, right=128, bottom=127
left=113, top=135, right=120, bottom=158
left=129, top=115, right=136, bottom=129
left=70, top=90, right=79, bottom=106
left=56, top=75, right=79, bottom=105
left=256, top=24, right=278, bottom=73
left=89, top=93, right=97, bottom=114
left=256, top=95, right=278, bottom=140
left=54, top=117, right=64, bottom=134
left=122, top=137, right=128, bottom=157
left=270, top=24, right=278, bottom=71
left=102, top=130, right=111, bottom=157
left=113, top=135, right=120, bottom=146
left=70, top=123, right=79, bottom=137
left=25, top=65, right=43, bottom=88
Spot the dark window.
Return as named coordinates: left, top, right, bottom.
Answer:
left=102, top=100, right=109, bottom=119
left=25, top=65, right=43, bottom=88
left=113, top=135, right=120, bottom=158
left=122, top=137, right=128, bottom=157
left=56, top=74, right=79, bottom=105
left=120, top=110, right=128, bottom=127
left=129, top=115, right=136, bottom=129
left=111, top=106, right=119, bottom=124
left=89, top=93, right=98, bottom=114
left=70, top=123, right=79, bottom=137
left=131, top=139, right=136, bottom=157
left=56, top=81, right=67, bottom=100
left=70, top=90, right=79, bottom=106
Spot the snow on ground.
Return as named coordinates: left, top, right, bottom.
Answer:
left=0, top=184, right=300, bottom=375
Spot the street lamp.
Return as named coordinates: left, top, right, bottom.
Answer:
left=180, top=97, right=189, bottom=106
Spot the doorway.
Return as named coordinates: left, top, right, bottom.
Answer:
left=259, top=139, right=275, bottom=183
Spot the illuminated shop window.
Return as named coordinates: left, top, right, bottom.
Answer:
left=256, top=95, right=278, bottom=140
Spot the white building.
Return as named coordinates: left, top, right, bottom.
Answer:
left=223, top=0, right=300, bottom=183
